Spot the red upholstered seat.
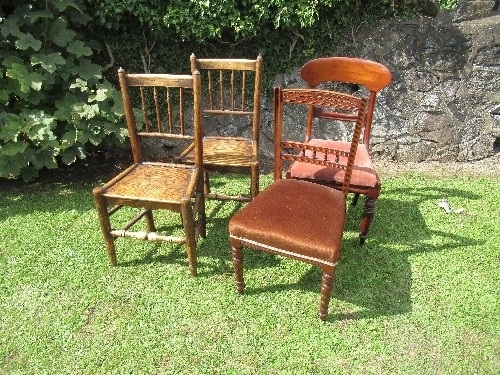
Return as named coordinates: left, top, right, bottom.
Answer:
left=289, top=140, right=378, bottom=187
left=295, top=57, right=392, bottom=245
left=229, top=179, right=346, bottom=267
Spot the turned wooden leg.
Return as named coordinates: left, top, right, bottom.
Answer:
left=196, top=173, right=206, bottom=239
left=181, top=202, right=197, bottom=277
left=93, top=188, right=117, bottom=266
left=231, top=241, right=245, bottom=294
left=144, top=209, right=156, bottom=232
left=319, top=271, right=334, bottom=321
left=360, top=197, right=377, bottom=246
left=251, top=163, right=259, bottom=199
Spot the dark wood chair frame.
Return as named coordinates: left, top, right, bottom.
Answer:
left=299, top=57, right=392, bottom=244
left=93, top=69, right=205, bottom=276
left=229, top=86, right=368, bottom=320
left=178, top=54, right=263, bottom=202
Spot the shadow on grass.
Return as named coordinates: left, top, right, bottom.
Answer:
left=206, top=184, right=483, bottom=321
left=0, top=180, right=96, bottom=222
left=0, top=153, right=132, bottom=221
left=116, top=200, right=248, bottom=273
left=2, top=170, right=484, bottom=321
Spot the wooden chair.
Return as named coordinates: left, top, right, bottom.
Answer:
left=93, top=68, right=205, bottom=276
left=292, top=57, right=392, bottom=245
left=178, top=54, right=263, bottom=202
left=229, top=87, right=368, bottom=320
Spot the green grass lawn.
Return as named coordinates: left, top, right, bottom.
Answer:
left=1, top=171, right=499, bottom=374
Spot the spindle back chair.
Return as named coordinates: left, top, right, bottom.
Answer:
left=92, top=68, right=205, bottom=276
left=292, top=57, right=392, bottom=244
left=228, top=87, right=368, bottom=320
left=178, top=54, right=263, bottom=202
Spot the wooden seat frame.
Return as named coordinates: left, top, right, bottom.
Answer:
left=93, top=69, right=205, bottom=276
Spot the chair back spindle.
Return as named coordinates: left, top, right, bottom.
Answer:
left=118, top=69, right=201, bottom=164
left=274, top=87, right=368, bottom=197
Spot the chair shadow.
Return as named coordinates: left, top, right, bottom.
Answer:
left=116, top=199, right=276, bottom=274
left=222, top=184, right=482, bottom=321
left=26, top=170, right=477, bottom=322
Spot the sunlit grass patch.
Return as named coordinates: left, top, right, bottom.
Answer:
left=1, top=172, right=498, bottom=374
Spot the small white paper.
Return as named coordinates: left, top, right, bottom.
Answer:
left=439, top=199, right=452, bottom=213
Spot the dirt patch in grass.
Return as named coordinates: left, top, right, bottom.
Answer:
left=375, top=157, right=500, bottom=179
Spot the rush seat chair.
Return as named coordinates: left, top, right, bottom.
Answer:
left=93, top=68, right=205, bottom=276
left=178, top=54, right=263, bottom=202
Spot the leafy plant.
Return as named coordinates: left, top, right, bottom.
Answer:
left=440, top=0, right=460, bottom=9
left=86, top=0, right=431, bottom=92
left=0, top=0, right=126, bottom=181
left=89, top=1, right=432, bottom=44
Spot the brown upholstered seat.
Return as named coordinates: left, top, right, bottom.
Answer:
left=296, top=57, right=392, bottom=244
left=93, top=69, right=205, bottom=276
left=229, top=179, right=346, bottom=267
left=178, top=55, right=263, bottom=202
left=229, top=87, right=368, bottom=320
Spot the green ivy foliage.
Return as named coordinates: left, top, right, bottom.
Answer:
left=87, top=0, right=428, bottom=92
left=440, top=0, right=460, bottom=9
left=89, top=0, right=429, bottom=43
left=0, top=0, right=126, bottom=181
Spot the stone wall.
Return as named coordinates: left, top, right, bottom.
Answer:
left=262, top=0, right=500, bottom=164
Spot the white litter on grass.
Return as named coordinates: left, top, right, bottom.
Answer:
left=439, top=199, right=452, bottom=213
left=439, top=199, right=464, bottom=214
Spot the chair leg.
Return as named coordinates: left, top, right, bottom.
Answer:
left=203, top=170, right=211, bottom=196
left=93, top=188, right=117, bottom=266
left=197, top=174, right=206, bottom=238
left=319, top=271, right=335, bottom=321
left=351, top=193, right=360, bottom=206
left=181, top=202, right=198, bottom=277
left=251, top=163, right=259, bottom=199
left=230, top=239, right=245, bottom=294
left=144, top=209, right=156, bottom=232
left=360, top=197, right=377, bottom=245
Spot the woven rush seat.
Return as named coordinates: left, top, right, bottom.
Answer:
left=93, top=69, right=205, bottom=276
left=229, top=179, right=346, bottom=267
left=182, top=137, right=254, bottom=167
left=103, top=163, right=198, bottom=205
left=289, top=140, right=378, bottom=188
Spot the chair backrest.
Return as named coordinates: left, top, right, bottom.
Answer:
left=189, top=54, right=263, bottom=154
left=274, top=87, right=368, bottom=196
left=300, top=57, right=391, bottom=149
left=118, top=68, right=203, bottom=166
